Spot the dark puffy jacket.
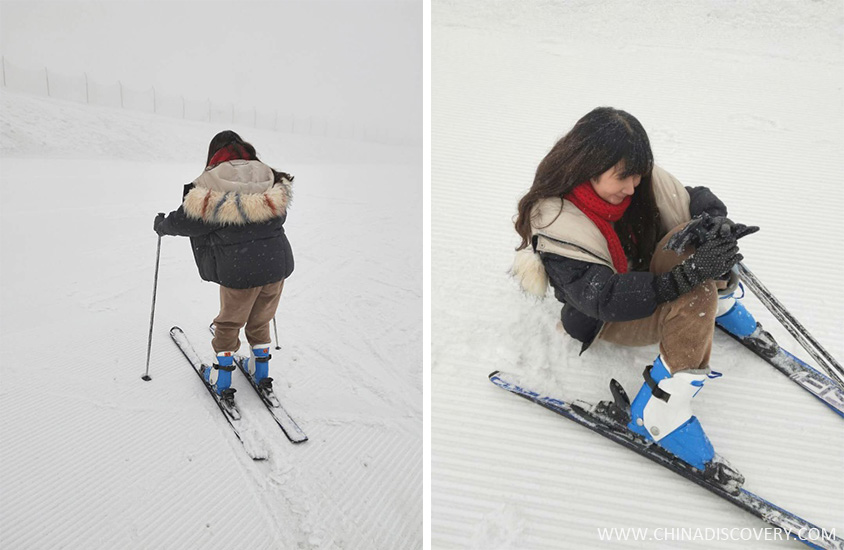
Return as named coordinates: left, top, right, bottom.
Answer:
left=156, top=160, right=294, bottom=289
left=544, top=185, right=727, bottom=353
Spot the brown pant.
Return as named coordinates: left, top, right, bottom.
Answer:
left=212, top=280, right=285, bottom=353
left=599, top=224, right=723, bottom=373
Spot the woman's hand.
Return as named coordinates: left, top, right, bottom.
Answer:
left=705, top=216, right=759, bottom=240
left=665, top=212, right=759, bottom=254
left=153, top=213, right=166, bottom=236
left=668, top=235, right=743, bottom=295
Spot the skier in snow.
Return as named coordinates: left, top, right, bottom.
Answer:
left=154, top=130, right=294, bottom=397
left=511, top=107, right=758, bottom=480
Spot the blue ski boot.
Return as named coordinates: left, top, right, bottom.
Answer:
left=715, top=268, right=779, bottom=358
left=203, top=351, right=236, bottom=396
left=244, top=343, right=273, bottom=392
left=715, top=287, right=757, bottom=339
left=628, top=356, right=744, bottom=492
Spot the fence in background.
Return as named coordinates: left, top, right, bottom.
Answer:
left=0, top=55, right=412, bottom=146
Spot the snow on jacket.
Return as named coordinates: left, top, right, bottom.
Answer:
left=511, top=165, right=727, bottom=353
left=156, top=159, right=295, bottom=289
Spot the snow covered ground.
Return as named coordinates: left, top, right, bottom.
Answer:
left=0, top=90, right=421, bottom=549
left=432, top=1, right=843, bottom=548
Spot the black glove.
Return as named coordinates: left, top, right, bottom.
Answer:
left=665, top=212, right=759, bottom=254
left=655, top=236, right=743, bottom=302
left=153, top=212, right=166, bottom=236
left=706, top=216, right=759, bottom=240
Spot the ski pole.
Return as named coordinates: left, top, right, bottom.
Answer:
left=737, top=262, right=844, bottom=386
left=272, top=316, right=281, bottom=350
left=142, top=232, right=163, bottom=381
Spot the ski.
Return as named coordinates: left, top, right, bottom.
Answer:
left=209, top=324, right=308, bottom=443
left=233, top=354, right=308, bottom=443
left=717, top=323, right=844, bottom=418
left=489, top=370, right=843, bottom=550
left=737, top=262, right=844, bottom=386
left=170, top=326, right=269, bottom=460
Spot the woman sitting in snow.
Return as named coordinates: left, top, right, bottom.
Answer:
left=154, top=130, right=294, bottom=400
left=511, top=107, right=758, bottom=482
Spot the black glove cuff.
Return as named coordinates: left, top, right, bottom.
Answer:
left=671, top=263, right=697, bottom=295
left=654, top=271, right=681, bottom=304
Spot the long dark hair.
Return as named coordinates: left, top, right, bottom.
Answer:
left=205, top=130, right=293, bottom=183
left=515, top=107, right=659, bottom=270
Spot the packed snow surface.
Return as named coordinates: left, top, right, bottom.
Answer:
left=433, top=1, right=843, bottom=548
left=0, top=90, right=421, bottom=549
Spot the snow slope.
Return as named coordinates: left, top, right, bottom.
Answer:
left=432, top=1, right=843, bottom=548
left=0, top=90, right=421, bottom=549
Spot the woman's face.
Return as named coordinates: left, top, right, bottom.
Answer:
left=590, top=162, right=641, bottom=205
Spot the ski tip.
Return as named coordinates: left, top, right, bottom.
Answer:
left=141, top=374, right=152, bottom=381
left=292, top=437, right=309, bottom=444
left=489, top=370, right=501, bottom=379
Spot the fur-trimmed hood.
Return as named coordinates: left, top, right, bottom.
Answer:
left=183, top=160, right=292, bottom=225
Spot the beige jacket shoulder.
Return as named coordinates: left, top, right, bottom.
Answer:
left=512, top=165, right=691, bottom=295
left=532, top=164, right=692, bottom=272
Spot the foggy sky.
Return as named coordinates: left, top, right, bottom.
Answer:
left=0, top=0, right=421, bottom=140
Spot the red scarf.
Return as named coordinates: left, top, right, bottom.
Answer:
left=565, top=182, right=632, bottom=274
left=207, top=143, right=253, bottom=168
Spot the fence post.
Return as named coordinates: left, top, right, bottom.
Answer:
left=45, top=67, right=50, bottom=97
